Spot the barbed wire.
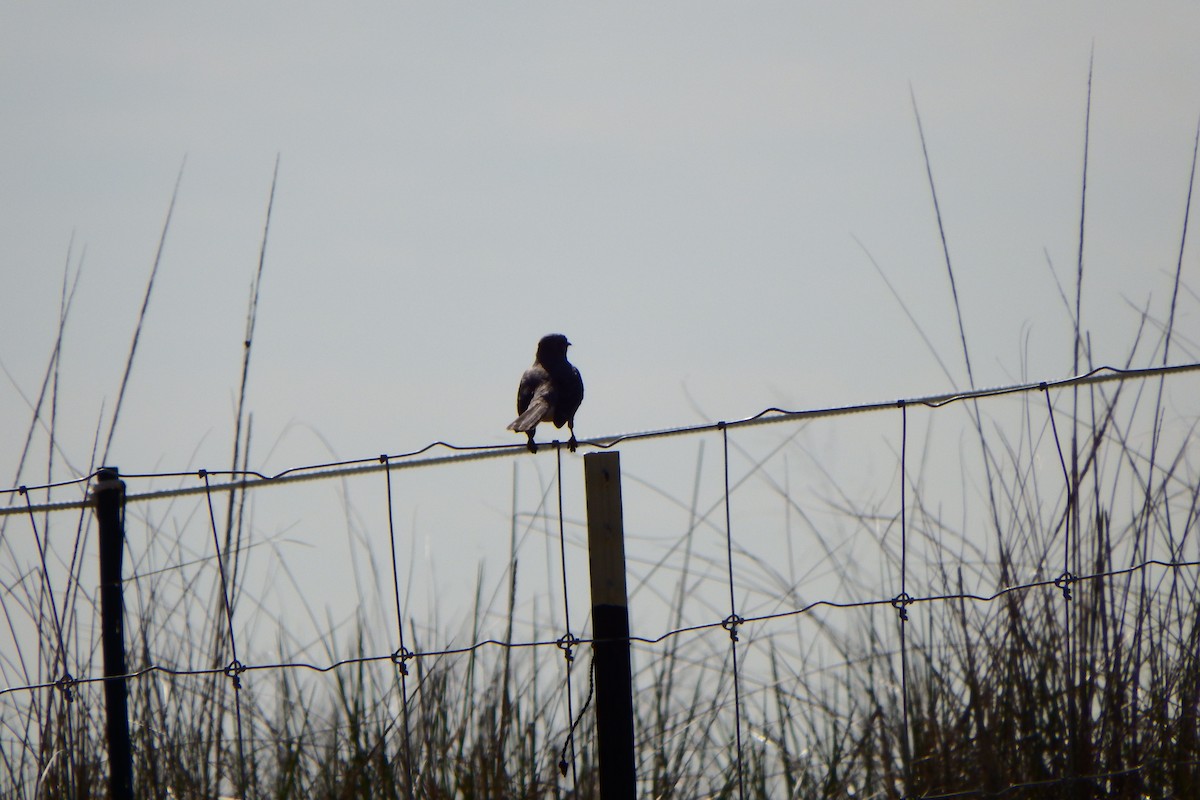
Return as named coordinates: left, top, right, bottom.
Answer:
left=2, top=361, right=1196, bottom=517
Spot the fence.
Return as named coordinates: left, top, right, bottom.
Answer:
left=2, top=362, right=1200, bottom=798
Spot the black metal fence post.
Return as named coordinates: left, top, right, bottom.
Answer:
left=93, top=467, right=134, bottom=800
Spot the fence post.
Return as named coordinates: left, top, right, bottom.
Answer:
left=93, top=467, right=134, bottom=800
left=583, top=452, right=637, bottom=799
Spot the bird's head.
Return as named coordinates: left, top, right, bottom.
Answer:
left=536, top=333, right=571, bottom=362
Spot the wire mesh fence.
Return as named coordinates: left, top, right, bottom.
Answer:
left=2, top=363, right=1199, bottom=798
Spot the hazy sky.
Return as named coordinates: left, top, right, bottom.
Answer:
left=3, top=4, right=1197, bottom=474
left=3, top=5, right=1200, bottom=658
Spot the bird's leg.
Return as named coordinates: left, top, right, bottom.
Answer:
left=567, top=421, right=577, bottom=453
left=526, top=432, right=538, bottom=454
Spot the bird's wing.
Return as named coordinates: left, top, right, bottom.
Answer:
left=509, top=366, right=552, bottom=432
left=515, top=365, right=547, bottom=415
left=552, top=366, right=584, bottom=427
left=509, top=388, right=552, bottom=432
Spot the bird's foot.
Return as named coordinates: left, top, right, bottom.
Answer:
left=526, top=437, right=538, bottom=454
left=568, top=434, right=578, bottom=453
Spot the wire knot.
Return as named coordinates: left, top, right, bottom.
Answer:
left=1054, top=571, right=1075, bottom=600
left=18, top=485, right=27, bottom=496
left=224, top=659, right=246, bottom=689
left=1039, top=381, right=1048, bottom=391
left=379, top=454, right=389, bottom=465
left=721, top=613, right=744, bottom=642
left=197, top=469, right=208, bottom=480
left=891, top=592, right=914, bottom=621
left=556, top=632, right=580, bottom=662
left=896, top=399, right=906, bottom=409
left=54, top=672, right=77, bottom=702
left=391, top=646, right=413, bottom=675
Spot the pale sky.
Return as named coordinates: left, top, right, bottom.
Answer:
left=3, top=3, right=1200, bottom=679
left=3, top=4, right=1197, bottom=471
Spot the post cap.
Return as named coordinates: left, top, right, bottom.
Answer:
left=91, top=467, right=125, bottom=498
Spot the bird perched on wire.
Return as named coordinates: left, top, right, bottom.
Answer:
left=508, top=333, right=584, bottom=454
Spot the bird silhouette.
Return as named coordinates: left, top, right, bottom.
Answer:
left=507, top=334, right=584, bottom=453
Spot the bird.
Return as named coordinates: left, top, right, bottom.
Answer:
left=507, top=333, right=584, bottom=454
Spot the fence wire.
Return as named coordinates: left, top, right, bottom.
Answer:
left=2, top=361, right=1199, bottom=798
left=2, top=362, right=1194, bottom=516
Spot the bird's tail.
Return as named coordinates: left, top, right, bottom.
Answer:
left=508, top=400, right=549, bottom=433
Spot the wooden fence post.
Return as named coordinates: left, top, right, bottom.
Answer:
left=584, top=452, right=637, bottom=798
